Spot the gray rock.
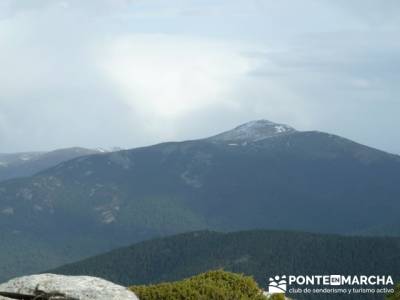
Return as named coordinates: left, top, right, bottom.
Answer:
left=0, top=274, right=139, bottom=300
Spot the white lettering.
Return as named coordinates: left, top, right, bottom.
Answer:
left=280, top=275, right=394, bottom=288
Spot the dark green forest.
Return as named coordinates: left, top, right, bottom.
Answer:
left=51, top=230, right=400, bottom=299
left=2, top=125, right=400, bottom=281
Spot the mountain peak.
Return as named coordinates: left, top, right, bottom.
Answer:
left=208, top=120, right=296, bottom=143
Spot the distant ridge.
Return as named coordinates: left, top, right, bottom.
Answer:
left=0, top=120, right=400, bottom=282
left=0, top=147, right=105, bottom=181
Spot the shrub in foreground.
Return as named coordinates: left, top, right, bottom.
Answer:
left=387, top=284, right=400, bottom=300
left=130, top=270, right=267, bottom=300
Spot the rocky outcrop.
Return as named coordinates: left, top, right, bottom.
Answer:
left=0, top=274, right=139, bottom=300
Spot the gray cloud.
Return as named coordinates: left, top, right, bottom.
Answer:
left=327, top=0, right=400, bottom=28
left=244, top=31, right=400, bottom=153
left=0, top=0, right=399, bottom=154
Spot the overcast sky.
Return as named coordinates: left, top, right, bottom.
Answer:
left=1, top=0, right=400, bottom=154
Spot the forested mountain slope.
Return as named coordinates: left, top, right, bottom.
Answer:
left=52, top=230, right=400, bottom=300
left=1, top=120, right=400, bottom=281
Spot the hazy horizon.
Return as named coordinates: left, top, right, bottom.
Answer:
left=1, top=118, right=400, bottom=156
left=1, top=0, right=400, bottom=154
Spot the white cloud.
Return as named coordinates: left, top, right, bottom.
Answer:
left=97, top=34, right=256, bottom=137
left=0, top=0, right=400, bottom=154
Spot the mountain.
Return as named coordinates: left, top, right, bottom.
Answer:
left=208, top=120, right=296, bottom=142
left=51, top=230, right=400, bottom=299
left=0, top=147, right=104, bottom=182
left=0, top=120, right=400, bottom=281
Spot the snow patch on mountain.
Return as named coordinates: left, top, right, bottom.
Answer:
left=1, top=207, right=14, bottom=215
left=208, top=120, right=296, bottom=143
left=19, top=155, right=34, bottom=161
left=94, top=195, right=121, bottom=224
